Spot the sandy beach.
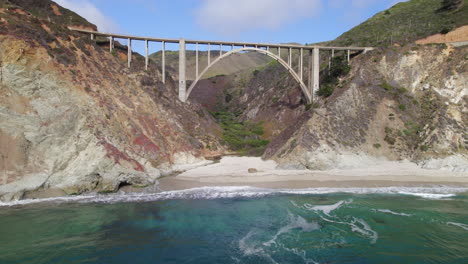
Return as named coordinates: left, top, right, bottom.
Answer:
left=158, top=156, right=468, bottom=191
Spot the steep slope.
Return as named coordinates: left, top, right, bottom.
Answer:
left=0, top=0, right=224, bottom=201
left=216, top=0, right=468, bottom=169
left=264, top=44, right=467, bottom=170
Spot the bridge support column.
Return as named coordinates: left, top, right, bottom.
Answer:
left=208, top=44, right=211, bottom=65
left=145, top=40, right=149, bottom=71
left=109, top=37, right=114, bottom=52
left=127, top=38, right=132, bottom=68
left=300, top=48, right=303, bottom=81
left=179, top=38, right=186, bottom=102
left=308, top=50, right=313, bottom=102
left=196, top=42, right=199, bottom=78
left=347, top=50, right=350, bottom=64
left=311, top=48, right=320, bottom=101
left=162, top=41, right=166, bottom=83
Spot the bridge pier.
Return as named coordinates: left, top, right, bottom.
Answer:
left=127, top=38, right=132, bottom=68
left=109, top=37, right=114, bottom=52
left=312, top=48, right=320, bottom=98
left=145, top=40, right=149, bottom=71
left=179, top=38, right=186, bottom=102
left=196, top=42, right=199, bottom=78
left=162, top=41, right=166, bottom=83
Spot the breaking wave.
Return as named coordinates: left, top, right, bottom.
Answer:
left=1, top=186, right=466, bottom=207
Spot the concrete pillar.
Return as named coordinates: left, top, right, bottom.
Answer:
left=145, top=40, right=149, bottom=71
left=127, top=38, right=132, bottom=68
left=220, top=44, right=223, bottom=56
left=162, top=41, right=166, bottom=83
left=288, top=47, right=292, bottom=67
left=347, top=50, right=350, bottom=64
left=91, top=33, right=94, bottom=40
left=278, top=47, right=281, bottom=58
left=300, top=48, right=303, bottom=81
left=179, top=38, right=186, bottom=102
left=308, top=50, right=313, bottom=102
left=231, top=44, right=234, bottom=50
left=312, top=48, right=320, bottom=99
left=267, top=46, right=269, bottom=52
left=196, top=42, right=199, bottom=78
left=329, top=49, right=335, bottom=74
left=109, top=37, right=114, bottom=52
left=208, top=43, right=211, bottom=65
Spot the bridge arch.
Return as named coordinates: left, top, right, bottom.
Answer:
left=185, top=47, right=312, bottom=103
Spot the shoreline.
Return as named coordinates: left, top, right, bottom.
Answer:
left=11, top=156, right=468, bottom=202
left=157, top=177, right=468, bottom=192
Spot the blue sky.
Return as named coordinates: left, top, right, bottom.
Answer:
left=55, top=0, right=407, bottom=53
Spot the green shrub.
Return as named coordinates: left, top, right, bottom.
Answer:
left=398, top=104, right=406, bottom=111
left=210, top=111, right=269, bottom=155
left=373, top=143, right=382, bottom=149
left=317, top=84, right=335, bottom=97
left=380, top=81, right=393, bottom=91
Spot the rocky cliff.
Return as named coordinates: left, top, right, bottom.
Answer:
left=262, top=44, right=467, bottom=171
left=0, top=0, right=225, bottom=201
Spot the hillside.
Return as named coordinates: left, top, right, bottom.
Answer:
left=329, top=0, right=468, bottom=46
left=0, top=0, right=225, bottom=200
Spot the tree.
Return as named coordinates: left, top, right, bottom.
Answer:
left=441, top=0, right=463, bottom=11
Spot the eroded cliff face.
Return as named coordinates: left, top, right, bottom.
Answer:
left=263, top=44, right=467, bottom=171
left=0, top=1, right=224, bottom=200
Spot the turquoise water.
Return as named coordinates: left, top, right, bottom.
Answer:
left=0, top=187, right=467, bottom=264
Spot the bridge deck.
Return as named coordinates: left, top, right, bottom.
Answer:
left=69, top=27, right=373, bottom=51
left=69, top=27, right=374, bottom=104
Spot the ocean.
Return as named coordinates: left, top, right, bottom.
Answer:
left=1, top=186, right=467, bottom=264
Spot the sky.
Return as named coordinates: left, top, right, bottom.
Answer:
left=54, top=0, right=408, bottom=53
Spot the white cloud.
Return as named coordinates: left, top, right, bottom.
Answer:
left=194, top=0, right=322, bottom=36
left=54, top=0, right=120, bottom=32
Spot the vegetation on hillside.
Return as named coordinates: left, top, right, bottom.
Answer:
left=317, top=56, right=350, bottom=97
left=210, top=110, right=269, bottom=156
left=329, top=0, right=468, bottom=47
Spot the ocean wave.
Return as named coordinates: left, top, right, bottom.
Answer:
left=375, top=209, right=411, bottom=217
left=397, top=192, right=456, bottom=199
left=0, top=186, right=466, bottom=207
left=447, top=222, right=468, bottom=231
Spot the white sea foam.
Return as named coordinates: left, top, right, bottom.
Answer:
left=264, top=212, right=319, bottom=246
left=447, top=222, right=468, bottom=231
left=0, top=186, right=466, bottom=207
left=350, top=218, right=378, bottom=244
left=238, top=230, right=279, bottom=264
left=375, top=209, right=411, bottom=217
left=303, top=200, right=350, bottom=216
left=397, top=192, right=456, bottom=199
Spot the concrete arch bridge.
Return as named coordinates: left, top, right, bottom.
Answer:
left=70, top=28, right=373, bottom=103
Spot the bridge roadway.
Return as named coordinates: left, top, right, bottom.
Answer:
left=69, top=27, right=373, bottom=103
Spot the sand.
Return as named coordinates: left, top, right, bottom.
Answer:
left=158, top=156, right=468, bottom=191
